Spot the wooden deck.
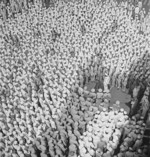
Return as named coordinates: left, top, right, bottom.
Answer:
left=86, top=80, right=131, bottom=114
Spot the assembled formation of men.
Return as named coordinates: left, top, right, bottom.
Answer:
left=0, top=0, right=150, bottom=157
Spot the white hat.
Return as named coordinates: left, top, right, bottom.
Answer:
left=91, top=88, right=95, bottom=92
left=98, top=88, right=103, bottom=93
left=116, top=100, right=120, bottom=105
